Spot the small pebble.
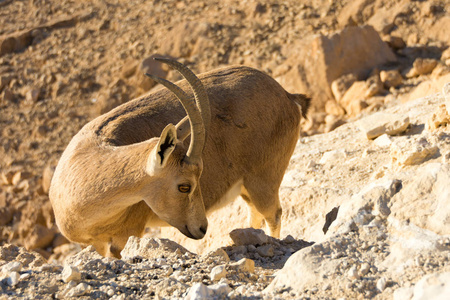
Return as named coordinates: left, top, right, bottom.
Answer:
left=360, top=263, right=370, bottom=276
left=6, top=272, right=20, bottom=286
left=347, top=266, right=360, bottom=280
left=377, top=277, right=387, bottom=292
left=230, top=258, right=255, bottom=273
left=2, top=261, right=23, bottom=273
left=107, top=288, right=115, bottom=297
left=61, top=265, right=81, bottom=283
left=210, top=265, right=227, bottom=281
left=163, top=266, right=173, bottom=276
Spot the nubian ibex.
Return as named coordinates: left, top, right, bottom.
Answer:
left=49, top=58, right=310, bottom=257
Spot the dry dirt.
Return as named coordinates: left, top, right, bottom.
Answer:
left=1, top=0, right=450, bottom=299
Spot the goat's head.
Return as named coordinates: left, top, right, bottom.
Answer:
left=142, top=58, right=210, bottom=240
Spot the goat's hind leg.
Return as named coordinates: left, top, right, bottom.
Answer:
left=241, top=181, right=282, bottom=238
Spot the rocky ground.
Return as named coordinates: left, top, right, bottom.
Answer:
left=1, top=0, right=450, bottom=299
left=0, top=231, right=312, bottom=299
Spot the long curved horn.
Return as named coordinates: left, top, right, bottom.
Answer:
left=145, top=73, right=204, bottom=164
left=154, top=58, right=211, bottom=133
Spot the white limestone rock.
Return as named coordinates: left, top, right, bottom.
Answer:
left=326, top=179, right=400, bottom=236
left=374, top=133, right=393, bottom=147
left=390, top=136, right=438, bottom=166
left=381, top=215, right=449, bottom=273
left=377, top=277, right=387, bottom=292
left=6, top=271, right=20, bottom=286
left=389, top=163, right=450, bottom=235
left=185, top=283, right=212, bottom=300
left=210, top=265, right=227, bottom=281
left=2, top=261, right=23, bottom=274
left=265, top=241, right=340, bottom=294
left=319, top=149, right=346, bottom=164
left=358, top=112, right=410, bottom=139
left=347, top=266, right=359, bottom=280
left=393, top=287, right=414, bottom=300
left=61, top=265, right=81, bottom=283
left=411, top=272, right=450, bottom=300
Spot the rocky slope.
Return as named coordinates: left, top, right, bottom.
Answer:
left=1, top=0, right=450, bottom=299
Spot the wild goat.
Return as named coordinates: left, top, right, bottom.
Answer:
left=49, top=58, right=310, bottom=257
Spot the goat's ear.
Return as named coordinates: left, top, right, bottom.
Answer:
left=147, top=124, right=177, bottom=175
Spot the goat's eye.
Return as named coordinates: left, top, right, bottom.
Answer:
left=178, top=184, right=191, bottom=193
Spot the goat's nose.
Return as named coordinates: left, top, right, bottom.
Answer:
left=200, top=225, right=207, bottom=235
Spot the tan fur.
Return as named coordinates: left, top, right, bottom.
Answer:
left=49, top=64, right=310, bottom=257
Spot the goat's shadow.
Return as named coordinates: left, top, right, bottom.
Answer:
left=221, top=238, right=314, bottom=271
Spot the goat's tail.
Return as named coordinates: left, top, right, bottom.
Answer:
left=288, top=93, right=311, bottom=119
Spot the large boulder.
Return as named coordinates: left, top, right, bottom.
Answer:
left=390, top=163, right=450, bottom=235
left=277, top=25, right=396, bottom=111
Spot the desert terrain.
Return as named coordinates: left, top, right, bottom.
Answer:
left=1, top=0, right=450, bottom=299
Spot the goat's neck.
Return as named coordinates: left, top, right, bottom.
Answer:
left=76, top=141, right=155, bottom=209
